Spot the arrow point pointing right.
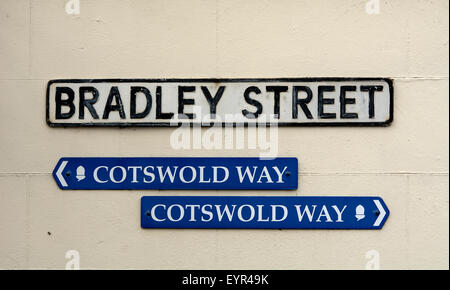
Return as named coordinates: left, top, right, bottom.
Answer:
left=373, top=199, right=387, bottom=227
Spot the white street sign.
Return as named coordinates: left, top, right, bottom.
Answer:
left=47, top=78, right=393, bottom=127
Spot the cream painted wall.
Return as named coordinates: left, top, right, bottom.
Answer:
left=0, top=0, right=448, bottom=269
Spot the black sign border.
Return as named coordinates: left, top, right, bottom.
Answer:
left=46, top=77, right=393, bottom=127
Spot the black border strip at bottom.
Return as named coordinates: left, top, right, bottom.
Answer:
left=1, top=270, right=441, bottom=287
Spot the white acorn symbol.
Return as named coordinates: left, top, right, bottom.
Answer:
left=355, top=205, right=365, bottom=221
left=76, top=166, right=85, bottom=181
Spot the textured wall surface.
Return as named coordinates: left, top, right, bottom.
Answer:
left=0, top=0, right=448, bottom=269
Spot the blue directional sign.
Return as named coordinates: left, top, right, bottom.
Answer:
left=141, top=196, right=389, bottom=229
left=52, top=157, right=298, bottom=190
